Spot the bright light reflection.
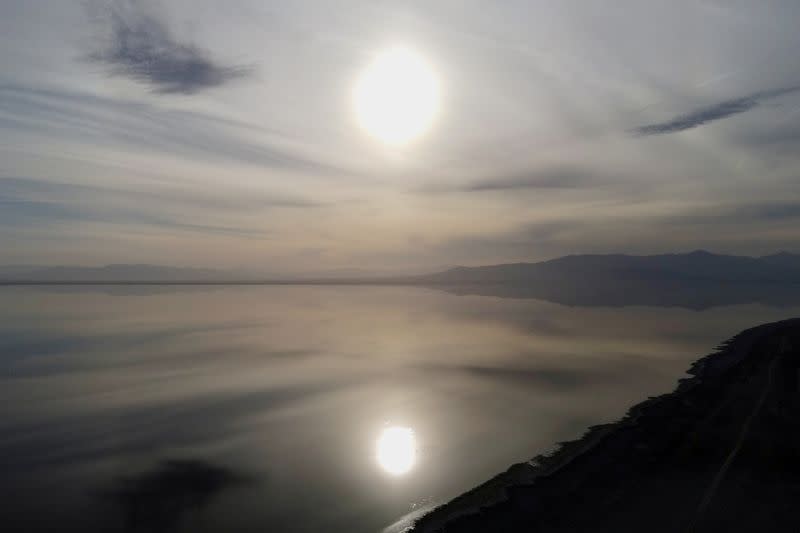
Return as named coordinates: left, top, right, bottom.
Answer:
left=376, top=426, right=416, bottom=475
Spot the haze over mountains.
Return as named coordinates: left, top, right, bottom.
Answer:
left=0, top=264, right=230, bottom=283
left=0, top=264, right=415, bottom=282
left=3, top=251, right=800, bottom=285
left=423, top=250, right=800, bottom=284
left=420, top=251, right=800, bottom=310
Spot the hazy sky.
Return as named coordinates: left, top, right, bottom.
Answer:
left=2, top=0, right=800, bottom=274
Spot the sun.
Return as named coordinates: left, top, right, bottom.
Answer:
left=376, top=426, right=417, bottom=475
left=354, top=47, right=440, bottom=145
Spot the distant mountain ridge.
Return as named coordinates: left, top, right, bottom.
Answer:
left=0, top=264, right=230, bottom=282
left=421, top=250, right=800, bottom=284
left=0, top=264, right=405, bottom=282
left=2, top=251, right=800, bottom=285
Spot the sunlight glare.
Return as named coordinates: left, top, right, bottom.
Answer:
left=354, top=47, right=440, bottom=145
left=376, top=426, right=417, bottom=475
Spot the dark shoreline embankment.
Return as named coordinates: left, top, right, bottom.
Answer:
left=413, top=317, right=800, bottom=533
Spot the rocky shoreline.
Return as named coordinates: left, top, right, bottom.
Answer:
left=412, top=318, right=800, bottom=532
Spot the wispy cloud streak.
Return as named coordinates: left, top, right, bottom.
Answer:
left=0, top=85, right=352, bottom=176
left=634, top=87, right=800, bottom=136
left=0, top=176, right=325, bottom=237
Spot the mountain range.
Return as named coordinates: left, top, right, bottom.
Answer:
left=420, top=250, right=800, bottom=285
left=0, top=264, right=229, bottom=282
left=416, top=251, right=800, bottom=309
left=3, top=251, right=800, bottom=284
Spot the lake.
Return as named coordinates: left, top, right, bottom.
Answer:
left=1, top=285, right=798, bottom=532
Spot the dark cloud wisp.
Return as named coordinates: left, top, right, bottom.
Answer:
left=417, top=168, right=610, bottom=194
left=90, top=3, right=250, bottom=94
left=461, top=169, right=594, bottom=192
left=633, top=87, right=800, bottom=136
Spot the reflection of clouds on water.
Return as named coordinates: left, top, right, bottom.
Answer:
left=433, top=281, right=800, bottom=310
left=418, top=363, right=627, bottom=391
left=0, top=321, right=268, bottom=378
left=2, top=286, right=800, bottom=532
left=0, top=380, right=347, bottom=477
left=102, top=459, right=250, bottom=532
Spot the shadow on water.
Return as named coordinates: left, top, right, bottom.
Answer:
left=101, top=459, right=251, bottom=533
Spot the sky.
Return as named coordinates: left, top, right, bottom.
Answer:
left=1, top=0, right=800, bottom=275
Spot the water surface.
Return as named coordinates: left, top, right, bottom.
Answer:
left=1, top=285, right=798, bottom=532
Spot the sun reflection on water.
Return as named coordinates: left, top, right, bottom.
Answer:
left=376, top=426, right=416, bottom=475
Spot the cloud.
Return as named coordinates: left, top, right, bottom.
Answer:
left=738, top=203, right=800, bottom=221
left=424, top=195, right=800, bottom=267
left=732, top=121, right=800, bottom=152
left=446, top=364, right=615, bottom=390
left=0, top=86, right=353, bottom=177
left=459, top=169, right=596, bottom=192
left=419, top=362, right=631, bottom=391
left=427, top=219, right=586, bottom=265
left=89, top=1, right=251, bottom=94
left=417, top=168, right=613, bottom=194
left=1, top=177, right=322, bottom=213
left=662, top=202, right=800, bottom=225
left=1, top=378, right=348, bottom=475
left=0, top=176, right=323, bottom=237
left=633, top=87, right=800, bottom=136
left=0, top=198, right=268, bottom=237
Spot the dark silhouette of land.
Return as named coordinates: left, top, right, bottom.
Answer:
left=420, top=251, right=800, bottom=309
left=422, top=251, right=800, bottom=285
left=412, top=318, right=800, bottom=532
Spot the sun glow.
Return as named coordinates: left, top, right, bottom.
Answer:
left=354, top=47, right=440, bottom=145
left=376, top=426, right=417, bottom=475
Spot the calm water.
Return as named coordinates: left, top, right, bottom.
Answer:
left=2, top=285, right=798, bottom=532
